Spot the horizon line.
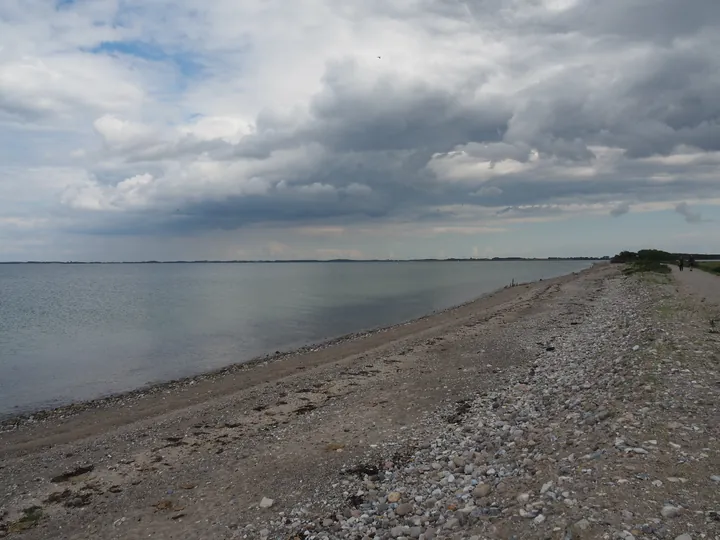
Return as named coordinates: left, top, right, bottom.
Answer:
left=0, top=257, right=609, bottom=264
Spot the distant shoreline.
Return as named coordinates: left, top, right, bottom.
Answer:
left=0, top=257, right=605, bottom=264
left=0, top=263, right=600, bottom=425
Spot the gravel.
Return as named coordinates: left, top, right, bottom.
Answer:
left=253, top=270, right=720, bottom=539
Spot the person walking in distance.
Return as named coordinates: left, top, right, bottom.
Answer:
left=678, top=257, right=684, bottom=271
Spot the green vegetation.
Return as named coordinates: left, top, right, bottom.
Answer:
left=611, top=249, right=676, bottom=264
left=8, top=506, right=43, bottom=533
left=622, top=259, right=672, bottom=275
left=699, top=261, right=720, bottom=275
left=612, top=249, right=675, bottom=275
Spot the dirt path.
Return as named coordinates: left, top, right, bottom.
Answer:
left=672, top=265, right=720, bottom=310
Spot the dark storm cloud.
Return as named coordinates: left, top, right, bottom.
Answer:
left=548, top=0, right=720, bottom=43
left=675, top=202, right=705, bottom=224
left=610, top=202, right=630, bottom=218
left=64, top=0, right=720, bottom=234
left=307, top=61, right=509, bottom=153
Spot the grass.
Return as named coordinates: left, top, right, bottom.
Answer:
left=699, top=261, right=720, bottom=275
left=8, top=506, right=43, bottom=533
left=622, top=260, right=672, bottom=276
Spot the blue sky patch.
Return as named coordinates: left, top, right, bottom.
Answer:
left=91, top=40, right=204, bottom=79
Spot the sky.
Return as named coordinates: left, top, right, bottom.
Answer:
left=1, top=0, right=719, bottom=261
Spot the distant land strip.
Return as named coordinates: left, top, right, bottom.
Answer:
left=0, top=257, right=613, bottom=264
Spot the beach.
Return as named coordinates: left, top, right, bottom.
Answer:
left=1, top=263, right=719, bottom=539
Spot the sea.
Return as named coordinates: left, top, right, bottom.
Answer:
left=0, top=260, right=594, bottom=416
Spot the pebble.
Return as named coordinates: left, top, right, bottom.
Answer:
left=259, top=497, right=274, bottom=509
left=396, top=503, right=413, bottom=516
left=661, top=505, right=681, bottom=518
left=245, top=275, right=718, bottom=540
left=574, top=519, right=591, bottom=531
left=472, top=484, right=491, bottom=498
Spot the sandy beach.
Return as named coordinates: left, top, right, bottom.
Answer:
left=1, top=263, right=719, bottom=539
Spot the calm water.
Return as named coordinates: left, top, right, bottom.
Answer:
left=0, top=261, right=592, bottom=415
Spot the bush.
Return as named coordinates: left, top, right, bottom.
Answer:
left=611, top=249, right=676, bottom=264
left=622, top=260, right=672, bottom=275
left=611, top=251, right=637, bottom=263
left=636, top=249, right=675, bottom=262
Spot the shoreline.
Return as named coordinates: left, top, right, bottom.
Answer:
left=0, top=264, right=598, bottom=432
left=2, top=263, right=718, bottom=539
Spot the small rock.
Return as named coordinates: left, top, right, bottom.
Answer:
left=444, top=518, right=459, bottom=529
left=711, top=475, right=720, bottom=483
left=388, top=492, right=402, bottom=503
left=533, top=514, right=546, bottom=524
left=396, top=503, right=413, bottom=516
left=675, top=535, right=692, bottom=540
left=473, top=484, right=492, bottom=498
left=540, top=481, right=553, bottom=494
left=259, top=497, right=274, bottom=509
left=661, top=505, right=681, bottom=519
left=574, top=519, right=591, bottom=531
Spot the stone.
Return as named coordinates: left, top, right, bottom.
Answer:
left=674, top=535, right=692, bottom=540
left=517, top=492, right=530, bottom=503
left=711, top=475, right=720, bottom=483
left=533, top=514, right=546, bottom=524
left=472, top=484, right=492, bottom=498
left=661, top=505, right=681, bottom=518
left=396, top=503, right=413, bottom=516
left=573, top=519, right=591, bottom=531
left=540, top=481, right=553, bottom=494
left=388, top=492, right=402, bottom=503
left=259, top=497, right=274, bottom=509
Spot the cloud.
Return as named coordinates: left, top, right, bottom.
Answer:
left=2, top=0, right=720, bottom=259
left=610, top=202, right=631, bottom=217
left=674, top=202, right=705, bottom=224
left=471, top=186, right=503, bottom=197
